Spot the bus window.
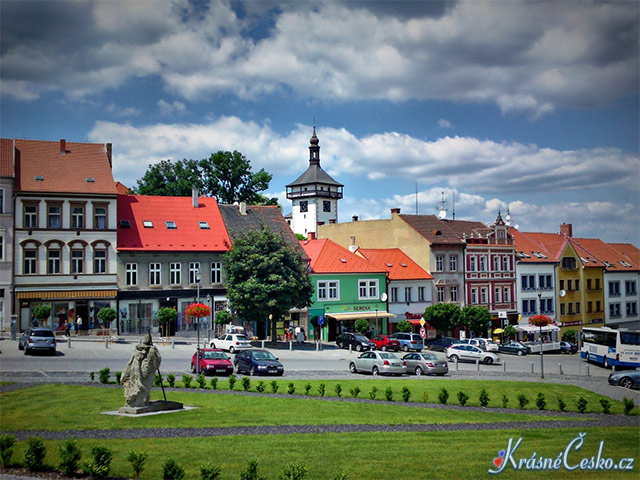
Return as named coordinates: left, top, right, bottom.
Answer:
left=620, top=332, right=640, bottom=346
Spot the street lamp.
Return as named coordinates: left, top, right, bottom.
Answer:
left=537, top=288, right=544, bottom=379
left=196, top=269, right=201, bottom=375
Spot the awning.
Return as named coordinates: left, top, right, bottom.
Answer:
left=16, top=290, right=117, bottom=300
left=326, top=312, right=396, bottom=321
left=515, top=324, right=560, bottom=333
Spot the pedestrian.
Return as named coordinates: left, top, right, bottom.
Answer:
left=76, top=316, right=83, bottom=335
left=301, top=326, right=306, bottom=341
left=65, top=321, right=71, bottom=336
left=288, top=324, right=294, bottom=341
left=295, top=325, right=301, bottom=343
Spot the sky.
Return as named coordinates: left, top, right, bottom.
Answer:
left=1, top=0, right=638, bottom=244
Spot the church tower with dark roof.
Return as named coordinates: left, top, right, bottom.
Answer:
left=286, top=127, right=343, bottom=236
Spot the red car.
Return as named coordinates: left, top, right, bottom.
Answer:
left=371, top=335, right=400, bottom=352
left=191, top=349, right=234, bottom=375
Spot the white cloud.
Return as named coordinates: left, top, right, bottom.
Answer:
left=157, top=99, right=186, bottom=116
left=438, top=119, right=453, bottom=128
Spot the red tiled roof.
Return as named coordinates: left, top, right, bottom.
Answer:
left=609, top=243, right=640, bottom=267
left=0, top=139, right=14, bottom=177
left=571, top=238, right=638, bottom=271
left=117, top=195, right=231, bottom=252
left=510, top=229, right=568, bottom=263
left=12, top=139, right=116, bottom=194
left=357, top=248, right=433, bottom=280
left=400, top=214, right=485, bottom=244
left=115, top=182, right=130, bottom=195
left=300, top=238, right=384, bottom=274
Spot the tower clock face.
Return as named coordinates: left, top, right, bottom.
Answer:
left=300, top=201, right=308, bottom=212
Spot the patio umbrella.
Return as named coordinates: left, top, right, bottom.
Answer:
left=493, top=328, right=504, bottom=334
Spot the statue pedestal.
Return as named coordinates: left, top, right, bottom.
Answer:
left=118, top=400, right=183, bottom=415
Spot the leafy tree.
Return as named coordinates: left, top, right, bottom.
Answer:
left=96, top=307, right=116, bottom=326
left=132, top=159, right=201, bottom=196
left=157, top=307, right=177, bottom=337
left=396, top=320, right=412, bottom=333
left=32, top=304, right=51, bottom=322
left=354, top=318, right=369, bottom=334
left=223, top=226, right=313, bottom=342
left=460, top=305, right=490, bottom=336
left=503, top=324, right=517, bottom=340
left=562, top=328, right=577, bottom=342
left=423, top=303, right=461, bottom=334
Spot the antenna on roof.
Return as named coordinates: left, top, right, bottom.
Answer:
left=436, top=191, right=447, bottom=219
left=452, top=191, right=455, bottom=220
left=415, top=182, right=418, bottom=215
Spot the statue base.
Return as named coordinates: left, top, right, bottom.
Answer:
left=118, top=400, right=184, bottom=415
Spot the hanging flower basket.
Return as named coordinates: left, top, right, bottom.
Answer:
left=528, top=314, right=553, bottom=327
left=186, top=302, right=211, bottom=318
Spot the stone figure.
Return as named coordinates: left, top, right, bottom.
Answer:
left=121, top=332, right=162, bottom=407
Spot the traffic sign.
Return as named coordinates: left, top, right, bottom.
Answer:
left=419, top=327, right=426, bottom=339
left=420, top=318, right=425, bottom=327
left=318, top=315, right=324, bottom=326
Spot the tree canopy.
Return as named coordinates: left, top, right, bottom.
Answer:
left=132, top=151, right=277, bottom=205
left=459, top=305, right=491, bottom=336
left=423, top=303, right=461, bottom=334
left=223, top=226, right=313, bottom=342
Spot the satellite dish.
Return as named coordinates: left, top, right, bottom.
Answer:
left=559, top=289, right=566, bottom=297
left=381, top=292, right=388, bottom=302
left=438, top=209, right=447, bottom=219
left=514, top=224, right=520, bottom=230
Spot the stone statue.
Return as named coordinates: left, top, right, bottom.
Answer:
left=121, top=332, right=161, bottom=407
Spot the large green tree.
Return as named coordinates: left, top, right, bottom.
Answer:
left=223, top=226, right=313, bottom=342
left=423, top=303, right=461, bottom=335
left=132, top=159, right=201, bottom=196
left=460, top=305, right=491, bottom=336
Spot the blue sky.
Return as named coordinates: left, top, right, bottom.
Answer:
left=1, top=0, right=638, bottom=244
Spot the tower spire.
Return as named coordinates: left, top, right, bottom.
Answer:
left=309, top=125, right=320, bottom=165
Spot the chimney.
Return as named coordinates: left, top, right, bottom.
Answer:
left=352, top=215, right=359, bottom=222
left=391, top=208, right=401, bottom=216
left=60, top=139, right=66, bottom=154
left=307, top=232, right=316, bottom=240
left=348, top=235, right=358, bottom=253
left=239, top=202, right=247, bottom=215
left=560, top=223, right=573, bottom=238
left=192, top=188, right=199, bottom=208
left=105, top=143, right=112, bottom=168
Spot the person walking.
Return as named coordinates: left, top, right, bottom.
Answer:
left=76, top=316, right=83, bottom=335
left=65, top=321, right=71, bottom=337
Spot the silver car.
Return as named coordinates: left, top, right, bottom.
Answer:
left=349, top=351, right=407, bottom=376
left=18, top=328, right=57, bottom=355
left=402, top=352, right=448, bottom=376
left=446, top=344, right=500, bottom=365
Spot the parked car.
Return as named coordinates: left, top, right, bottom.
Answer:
left=471, top=338, right=499, bottom=352
left=234, top=349, right=284, bottom=376
left=560, top=341, right=578, bottom=354
left=498, top=341, right=531, bottom=356
left=426, top=337, right=457, bottom=352
left=445, top=344, right=500, bottom=365
left=209, top=333, right=252, bottom=353
left=336, top=332, right=376, bottom=352
left=370, top=334, right=400, bottom=351
left=608, top=369, right=640, bottom=389
left=402, top=352, right=448, bottom=376
left=191, top=349, right=234, bottom=375
left=18, top=328, right=56, bottom=355
left=349, top=351, right=406, bottom=376
left=391, top=332, right=424, bottom=352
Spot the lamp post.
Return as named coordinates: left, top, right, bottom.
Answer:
left=196, top=270, right=201, bottom=375
left=537, top=289, right=544, bottom=379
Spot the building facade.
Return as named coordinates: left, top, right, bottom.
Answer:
left=0, top=139, right=15, bottom=333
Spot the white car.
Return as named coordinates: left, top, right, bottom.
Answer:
left=209, top=333, right=252, bottom=353
left=470, top=338, right=499, bottom=352
left=446, top=344, right=500, bottom=365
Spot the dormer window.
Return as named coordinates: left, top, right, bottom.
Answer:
left=142, top=221, right=154, bottom=228
left=198, top=221, right=210, bottom=229
left=86, top=177, right=95, bottom=183
left=165, top=221, right=177, bottom=229
left=35, top=175, right=44, bottom=181
left=119, top=220, right=131, bottom=228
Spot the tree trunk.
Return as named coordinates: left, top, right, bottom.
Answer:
left=271, top=316, right=278, bottom=343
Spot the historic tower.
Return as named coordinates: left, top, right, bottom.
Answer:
left=286, top=127, right=343, bottom=236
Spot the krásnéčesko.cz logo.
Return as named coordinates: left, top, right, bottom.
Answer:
left=488, top=433, right=635, bottom=474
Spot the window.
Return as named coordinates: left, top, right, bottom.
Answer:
left=323, top=201, right=331, bottom=212
left=0, top=235, right=3, bottom=261
left=449, top=255, right=457, bottom=272
left=170, top=262, right=181, bottom=285
left=609, top=281, right=621, bottom=297
left=437, top=286, right=445, bottom=303
left=189, top=262, right=201, bottom=284
left=626, top=281, right=637, bottom=296
left=93, top=205, right=107, bottom=229
left=587, top=279, right=592, bottom=290
left=542, top=299, right=553, bottom=313
left=575, top=279, right=580, bottom=291
left=567, top=279, right=573, bottom=291
left=494, top=287, right=501, bottom=303
left=24, top=204, right=38, bottom=228
left=198, top=221, right=210, bottom=229
left=23, top=248, right=37, bottom=274
left=469, top=256, right=476, bottom=272
left=609, top=303, right=621, bottom=318
left=539, top=274, right=552, bottom=289
left=149, top=263, right=161, bottom=286
left=391, top=287, right=398, bottom=303
left=436, top=255, right=444, bottom=272
left=299, top=201, right=308, bottom=213
left=523, top=299, right=535, bottom=315
left=94, top=249, right=106, bottom=273
left=47, top=203, right=62, bottom=228
left=143, top=221, right=153, bottom=228
left=493, top=256, right=500, bottom=271
left=587, top=302, right=593, bottom=313
left=595, top=278, right=601, bottom=290
left=479, top=256, right=487, bottom=272
left=126, top=263, right=138, bottom=286
left=595, top=301, right=601, bottom=312
left=71, top=248, right=84, bottom=274
left=480, top=287, right=488, bottom=304
left=71, top=204, right=84, bottom=229
left=568, top=303, right=574, bottom=314
left=470, top=288, right=478, bottom=304
left=418, top=286, right=426, bottom=302
left=575, top=302, right=581, bottom=314
left=404, top=287, right=412, bottom=303
left=318, top=280, right=339, bottom=301
left=522, top=275, right=535, bottom=291
left=559, top=279, right=565, bottom=291
left=503, top=286, right=510, bottom=303
left=562, top=257, right=577, bottom=269
left=502, top=256, right=509, bottom=271
left=559, top=303, right=566, bottom=315
left=626, top=302, right=638, bottom=317
left=47, top=248, right=60, bottom=274
left=450, top=286, right=458, bottom=302
left=211, top=262, right=222, bottom=284
left=165, top=221, right=177, bottom=229
left=358, top=280, right=378, bottom=299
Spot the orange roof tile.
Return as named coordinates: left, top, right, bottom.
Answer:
left=0, top=139, right=14, bottom=177
left=357, top=248, right=433, bottom=280
left=117, top=195, right=231, bottom=252
left=571, top=238, right=638, bottom=271
left=115, top=182, right=131, bottom=195
left=510, top=228, right=568, bottom=262
left=300, top=238, right=384, bottom=274
left=609, top=243, right=640, bottom=267
left=13, top=139, right=116, bottom=194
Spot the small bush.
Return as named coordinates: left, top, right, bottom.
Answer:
left=401, top=386, right=411, bottom=403
left=200, top=462, right=222, bottom=480
left=182, top=374, right=193, bottom=388
left=85, top=445, right=112, bottom=478
left=210, top=377, right=218, bottom=390
left=256, top=380, right=265, bottom=393
left=334, top=383, right=342, bottom=398
left=271, top=380, right=279, bottom=394
left=384, top=386, right=393, bottom=402
left=557, top=396, right=567, bottom=412
left=623, top=397, right=635, bottom=415
left=127, top=450, right=147, bottom=480
left=517, top=393, right=529, bottom=409
left=287, top=382, right=296, bottom=395
left=576, top=396, right=588, bottom=413
left=115, top=371, right=123, bottom=384
left=536, top=393, right=547, bottom=410
left=318, top=383, right=326, bottom=397
left=24, top=436, right=46, bottom=472
left=89, top=372, right=95, bottom=382
left=457, top=391, right=469, bottom=406
left=196, top=374, right=206, bottom=389
left=479, top=388, right=489, bottom=407
left=304, top=383, right=312, bottom=395
left=228, top=374, right=237, bottom=390
left=501, top=395, right=509, bottom=408
left=239, top=459, right=265, bottom=480
left=154, top=373, right=163, bottom=387
left=162, top=457, right=185, bottom=480
left=600, top=398, right=611, bottom=414
left=349, top=386, right=361, bottom=398
left=438, top=387, right=449, bottom=405
left=59, top=439, right=82, bottom=476
left=242, top=376, right=251, bottom=392
left=421, top=391, right=429, bottom=403
left=369, top=386, right=378, bottom=400
left=0, top=434, right=16, bottom=466
left=166, top=373, right=176, bottom=388
left=279, top=462, right=309, bottom=480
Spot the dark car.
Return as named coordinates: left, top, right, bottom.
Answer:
left=608, top=368, right=640, bottom=389
left=498, top=341, right=531, bottom=356
left=234, top=349, right=284, bottom=376
left=18, top=328, right=56, bottom=355
left=425, top=337, right=457, bottom=352
left=191, top=349, right=234, bottom=375
left=336, top=333, right=376, bottom=352
left=370, top=334, right=400, bottom=351
left=560, top=341, right=578, bottom=354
